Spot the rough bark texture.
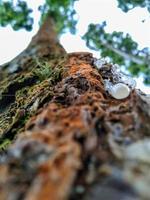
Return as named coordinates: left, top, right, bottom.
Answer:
left=0, top=16, right=65, bottom=77
left=0, top=17, right=150, bottom=200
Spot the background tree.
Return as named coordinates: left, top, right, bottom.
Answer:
left=0, top=0, right=149, bottom=83
left=83, top=21, right=150, bottom=84
left=0, top=0, right=78, bottom=33
left=117, top=0, right=150, bottom=13
left=83, top=0, right=150, bottom=84
left=0, top=1, right=150, bottom=200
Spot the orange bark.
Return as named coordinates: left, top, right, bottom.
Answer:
left=0, top=52, right=149, bottom=200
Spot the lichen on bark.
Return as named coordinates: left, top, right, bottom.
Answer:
left=0, top=55, right=67, bottom=151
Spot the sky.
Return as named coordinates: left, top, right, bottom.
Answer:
left=0, top=0, right=149, bottom=93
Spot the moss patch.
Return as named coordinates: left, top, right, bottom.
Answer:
left=0, top=55, right=67, bottom=152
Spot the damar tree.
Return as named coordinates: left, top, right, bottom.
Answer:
left=0, top=0, right=150, bottom=199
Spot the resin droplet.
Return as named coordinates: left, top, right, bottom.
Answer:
left=109, top=83, right=130, bottom=99
left=94, top=58, right=106, bottom=69
left=120, top=74, right=136, bottom=89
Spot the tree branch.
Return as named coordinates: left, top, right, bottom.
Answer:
left=101, top=40, right=148, bottom=66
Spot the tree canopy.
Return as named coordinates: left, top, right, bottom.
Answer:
left=0, top=0, right=78, bottom=33
left=83, top=22, right=150, bottom=84
left=117, top=0, right=150, bottom=13
left=0, top=0, right=149, bottom=84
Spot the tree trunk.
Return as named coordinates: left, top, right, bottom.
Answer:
left=0, top=16, right=150, bottom=200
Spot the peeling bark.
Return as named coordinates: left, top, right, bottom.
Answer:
left=0, top=17, right=150, bottom=200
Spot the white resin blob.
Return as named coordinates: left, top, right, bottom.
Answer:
left=109, top=83, right=130, bottom=99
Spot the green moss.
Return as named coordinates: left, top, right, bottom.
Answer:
left=0, top=55, right=67, bottom=151
left=0, top=139, right=11, bottom=152
left=33, top=59, right=53, bottom=81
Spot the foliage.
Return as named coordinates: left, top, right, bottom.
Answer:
left=39, top=0, right=78, bottom=34
left=0, top=0, right=33, bottom=31
left=0, top=0, right=78, bottom=34
left=117, top=0, right=150, bottom=13
left=83, top=22, right=150, bottom=84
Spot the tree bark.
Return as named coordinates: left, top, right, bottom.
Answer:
left=0, top=16, right=150, bottom=200
left=0, top=15, right=65, bottom=77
